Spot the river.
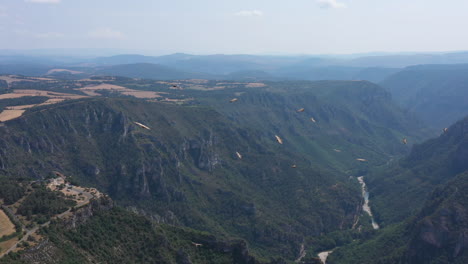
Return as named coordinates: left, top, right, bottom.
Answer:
left=357, top=176, right=379, bottom=230
left=316, top=176, right=380, bottom=264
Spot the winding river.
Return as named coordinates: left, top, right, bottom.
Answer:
left=316, top=176, right=380, bottom=264
left=357, top=176, right=379, bottom=230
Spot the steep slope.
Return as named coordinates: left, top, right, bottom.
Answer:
left=0, top=79, right=435, bottom=261
left=381, top=64, right=468, bottom=128
left=329, top=116, right=468, bottom=264
left=193, top=80, right=433, bottom=174
left=0, top=197, right=264, bottom=264
left=329, top=172, right=468, bottom=264
left=368, top=116, right=468, bottom=226
left=0, top=98, right=361, bottom=260
left=48, top=207, right=259, bottom=264
left=403, top=172, right=468, bottom=263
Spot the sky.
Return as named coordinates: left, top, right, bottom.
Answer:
left=0, top=0, right=468, bottom=55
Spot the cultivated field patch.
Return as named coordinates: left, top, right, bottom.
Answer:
left=81, top=83, right=163, bottom=98
left=0, top=110, right=25, bottom=122
left=0, top=90, right=85, bottom=100
left=46, top=69, right=84, bottom=75
left=4, top=98, right=65, bottom=111
left=245, top=82, right=266, bottom=88
left=0, top=209, right=15, bottom=238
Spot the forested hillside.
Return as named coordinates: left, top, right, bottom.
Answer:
left=329, top=172, right=468, bottom=264
left=381, top=64, right=468, bottom=128
left=0, top=77, right=434, bottom=262
left=368, top=116, right=468, bottom=225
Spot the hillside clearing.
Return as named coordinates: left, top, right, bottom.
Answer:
left=46, top=69, right=83, bottom=75
left=0, top=209, right=15, bottom=237
left=0, top=90, right=86, bottom=100
left=0, top=110, right=25, bottom=122
left=80, top=83, right=163, bottom=98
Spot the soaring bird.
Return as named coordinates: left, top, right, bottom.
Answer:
left=275, top=135, right=283, bottom=144
left=134, top=122, right=151, bottom=130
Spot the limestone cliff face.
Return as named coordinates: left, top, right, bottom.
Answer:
left=404, top=173, right=468, bottom=263
left=407, top=207, right=467, bottom=261
left=0, top=100, right=223, bottom=202
left=0, top=98, right=362, bottom=260
left=62, top=196, right=114, bottom=229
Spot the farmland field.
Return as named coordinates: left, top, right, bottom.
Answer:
left=0, top=209, right=15, bottom=238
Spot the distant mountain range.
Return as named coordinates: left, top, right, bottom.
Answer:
left=3, top=51, right=468, bottom=83
left=1, top=61, right=467, bottom=263
left=380, top=64, right=468, bottom=129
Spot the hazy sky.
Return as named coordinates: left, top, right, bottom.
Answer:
left=1, top=0, right=468, bottom=55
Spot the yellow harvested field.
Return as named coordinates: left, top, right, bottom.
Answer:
left=0, top=90, right=86, bottom=100
left=0, top=237, right=18, bottom=255
left=186, top=79, right=209, bottom=84
left=121, top=91, right=162, bottom=98
left=29, top=77, right=55, bottom=81
left=0, top=110, right=25, bottom=122
left=162, top=98, right=193, bottom=103
left=76, top=79, right=107, bottom=82
left=0, top=93, right=29, bottom=100
left=4, top=99, right=65, bottom=111
left=81, top=84, right=162, bottom=99
left=0, top=76, right=19, bottom=84
left=5, top=105, right=37, bottom=110
left=245, top=82, right=266, bottom=88
left=0, top=76, right=54, bottom=84
left=81, top=84, right=127, bottom=91
left=46, top=69, right=83, bottom=75
left=0, top=209, right=15, bottom=237
left=41, top=98, right=65, bottom=104
left=187, top=85, right=226, bottom=91
left=13, top=89, right=85, bottom=99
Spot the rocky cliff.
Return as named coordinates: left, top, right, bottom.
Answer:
left=404, top=172, right=468, bottom=263
left=0, top=98, right=362, bottom=260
